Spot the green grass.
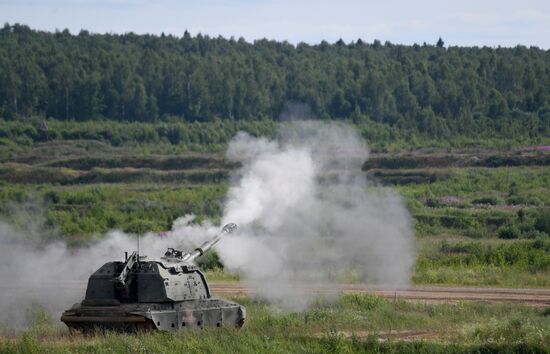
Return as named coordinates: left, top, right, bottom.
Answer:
left=397, top=166, right=550, bottom=201
left=0, top=183, right=228, bottom=245
left=1, top=144, right=550, bottom=287
left=2, top=123, right=550, bottom=352
left=204, top=237, right=550, bottom=287
left=2, top=294, right=549, bottom=353
left=3, top=165, right=547, bottom=241
left=204, top=268, right=240, bottom=282
left=1, top=164, right=549, bottom=286
left=413, top=238, right=550, bottom=287
left=419, top=239, right=550, bottom=270
left=413, top=265, right=550, bottom=287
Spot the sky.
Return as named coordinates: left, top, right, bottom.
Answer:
left=1, top=0, right=549, bottom=48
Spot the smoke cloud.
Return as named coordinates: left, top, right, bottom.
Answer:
left=217, top=121, right=415, bottom=309
left=0, top=217, right=216, bottom=331
left=0, top=121, right=415, bottom=330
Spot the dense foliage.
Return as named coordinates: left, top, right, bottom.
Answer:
left=0, top=117, right=278, bottom=151
left=1, top=23, right=549, bottom=141
left=427, top=239, right=550, bottom=271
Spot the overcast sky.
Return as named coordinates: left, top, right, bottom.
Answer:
left=1, top=0, right=549, bottom=48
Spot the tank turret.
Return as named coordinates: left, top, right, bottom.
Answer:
left=61, top=223, right=245, bottom=332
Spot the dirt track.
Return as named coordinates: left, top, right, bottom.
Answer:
left=210, top=283, right=550, bottom=307
left=1, top=282, right=548, bottom=308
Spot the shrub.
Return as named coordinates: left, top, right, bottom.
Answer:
left=42, top=190, right=60, bottom=204
left=497, top=224, right=521, bottom=239
left=425, top=197, right=443, bottom=208
left=472, top=196, right=502, bottom=205
left=426, top=239, right=550, bottom=271
left=517, top=209, right=526, bottom=221
left=123, top=219, right=156, bottom=234
left=439, top=214, right=481, bottom=229
left=196, top=251, right=223, bottom=270
left=523, top=230, right=547, bottom=239
left=464, top=227, right=488, bottom=239
left=534, top=210, right=550, bottom=235
left=506, top=195, right=543, bottom=206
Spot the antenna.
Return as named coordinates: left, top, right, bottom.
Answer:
left=137, top=233, right=140, bottom=267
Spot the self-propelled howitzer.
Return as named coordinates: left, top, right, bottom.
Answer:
left=61, top=223, right=245, bottom=332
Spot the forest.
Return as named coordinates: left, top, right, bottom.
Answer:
left=0, top=23, right=549, bottom=142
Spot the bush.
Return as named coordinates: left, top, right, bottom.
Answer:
left=498, top=224, right=521, bottom=239
left=425, top=197, right=444, bottom=208
left=523, top=230, right=548, bottom=239
left=438, top=214, right=481, bottom=229
left=43, top=190, right=60, bottom=204
left=426, top=239, right=550, bottom=270
left=196, top=251, right=223, bottom=270
left=464, top=227, right=488, bottom=239
left=534, top=210, right=550, bottom=235
left=472, top=196, right=502, bottom=205
left=506, top=194, right=543, bottom=206
left=123, top=219, right=156, bottom=234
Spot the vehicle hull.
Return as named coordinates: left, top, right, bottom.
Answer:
left=61, top=298, right=246, bottom=332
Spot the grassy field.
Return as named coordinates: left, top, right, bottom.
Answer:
left=1, top=140, right=549, bottom=287
left=1, top=294, right=549, bottom=353
left=414, top=237, right=550, bottom=287
left=1, top=137, right=549, bottom=351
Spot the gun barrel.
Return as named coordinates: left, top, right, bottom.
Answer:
left=184, top=223, right=237, bottom=262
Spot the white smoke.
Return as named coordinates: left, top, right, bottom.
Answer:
left=0, top=121, right=415, bottom=330
left=216, top=121, right=415, bottom=309
left=0, top=217, right=216, bottom=331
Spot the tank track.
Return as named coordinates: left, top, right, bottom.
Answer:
left=61, top=298, right=246, bottom=332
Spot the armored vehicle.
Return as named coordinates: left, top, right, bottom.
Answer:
left=61, top=223, right=245, bottom=332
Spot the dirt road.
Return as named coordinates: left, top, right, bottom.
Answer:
left=1, top=281, right=548, bottom=307
left=210, top=283, right=550, bottom=307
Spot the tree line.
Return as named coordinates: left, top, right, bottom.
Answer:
left=0, top=23, right=549, bottom=140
